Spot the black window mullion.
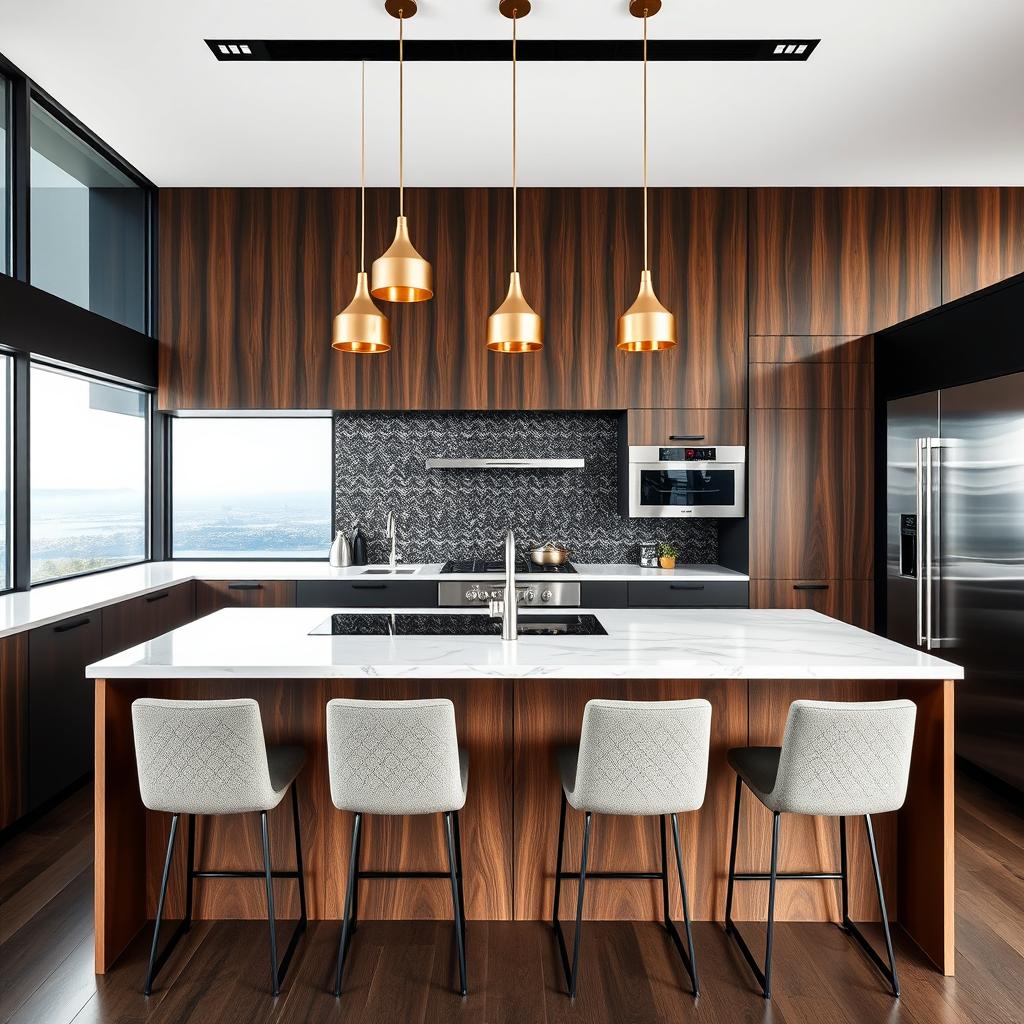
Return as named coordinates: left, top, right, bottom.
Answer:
left=11, top=351, right=29, bottom=590
left=8, top=69, right=29, bottom=283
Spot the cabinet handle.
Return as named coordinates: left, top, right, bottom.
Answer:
left=669, top=584, right=705, bottom=591
left=228, top=583, right=264, bottom=591
left=793, top=583, right=830, bottom=591
left=352, top=583, right=387, bottom=590
left=54, top=617, right=91, bottom=633
left=145, top=591, right=170, bottom=603
left=669, top=434, right=705, bottom=441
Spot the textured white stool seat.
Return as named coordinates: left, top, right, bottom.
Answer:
left=132, top=698, right=306, bottom=816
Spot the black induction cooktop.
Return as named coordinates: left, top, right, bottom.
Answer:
left=311, top=613, right=606, bottom=637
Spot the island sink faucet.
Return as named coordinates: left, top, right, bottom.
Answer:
left=489, top=528, right=519, bottom=641
left=386, top=511, right=398, bottom=570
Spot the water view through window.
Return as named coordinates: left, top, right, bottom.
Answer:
left=30, top=366, right=148, bottom=583
left=171, top=417, right=332, bottom=558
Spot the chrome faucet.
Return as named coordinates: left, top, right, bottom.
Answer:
left=385, top=511, right=398, bottom=570
left=489, top=528, right=519, bottom=641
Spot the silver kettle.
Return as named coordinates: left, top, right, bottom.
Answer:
left=329, top=530, right=353, bottom=567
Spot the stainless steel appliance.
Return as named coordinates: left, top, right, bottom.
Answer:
left=437, top=556, right=580, bottom=608
left=887, top=372, right=1024, bottom=790
left=623, top=445, right=746, bottom=518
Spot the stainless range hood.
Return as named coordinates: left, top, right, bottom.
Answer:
left=425, top=457, right=585, bottom=470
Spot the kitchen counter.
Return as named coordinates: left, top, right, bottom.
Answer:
left=0, top=559, right=747, bottom=639
left=86, top=606, right=962, bottom=681
left=92, top=606, right=959, bottom=980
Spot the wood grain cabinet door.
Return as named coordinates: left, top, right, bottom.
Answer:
left=101, top=582, right=196, bottom=657
left=749, top=406, right=874, bottom=581
left=750, top=580, right=873, bottom=630
left=28, top=614, right=103, bottom=811
left=943, top=187, right=1024, bottom=302
left=624, top=408, right=747, bottom=446
left=0, top=633, right=29, bottom=828
left=195, top=580, right=296, bottom=616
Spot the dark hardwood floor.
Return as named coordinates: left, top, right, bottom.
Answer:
left=1, top=773, right=1022, bottom=1024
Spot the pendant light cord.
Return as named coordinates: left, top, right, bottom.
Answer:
left=643, top=9, right=649, bottom=272
left=399, top=9, right=405, bottom=217
left=512, top=9, right=518, bottom=274
left=360, top=61, right=366, bottom=273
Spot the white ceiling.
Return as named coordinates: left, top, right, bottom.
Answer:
left=1, top=0, right=1023, bottom=187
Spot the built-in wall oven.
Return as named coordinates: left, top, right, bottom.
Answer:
left=622, top=445, right=746, bottom=518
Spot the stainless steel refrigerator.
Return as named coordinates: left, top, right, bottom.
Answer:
left=887, top=371, right=1024, bottom=791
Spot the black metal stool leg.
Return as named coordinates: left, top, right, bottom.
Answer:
left=144, top=814, right=179, bottom=996
left=839, top=815, right=850, bottom=927
left=659, top=815, right=671, bottom=925
left=260, top=810, right=280, bottom=996
left=444, top=812, right=468, bottom=997
left=184, top=814, right=195, bottom=931
left=452, top=809, right=467, bottom=945
left=291, top=784, right=308, bottom=926
left=334, top=813, right=362, bottom=997
left=568, top=811, right=593, bottom=999
left=670, top=813, right=700, bottom=996
left=724, top=775, right=742, bottom=932
left=763, top=812, right=781, bottom=1000
left=552, top=792, right=567, bottom=925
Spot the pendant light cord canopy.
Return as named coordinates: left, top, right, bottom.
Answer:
left=372, top=1, right=433, bottom=303
left=333, top=62, right=391, bottom=353
left=487, top=0, right=543, bottom=354
left=616, top=0, right=677, bottom=353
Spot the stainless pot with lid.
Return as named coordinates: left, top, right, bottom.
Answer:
left=529, top=542, right=571, bottom=566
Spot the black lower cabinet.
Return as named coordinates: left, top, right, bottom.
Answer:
left=626, top=581, right=749, bottom=608
left=295, top=580, right=440, bottom=608
left=579, top=581, right=628, bottom=608
left=28, top=614, right=102, bottom=811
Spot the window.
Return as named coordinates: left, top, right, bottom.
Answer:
left=172, top=418, right=332, bottom=559
left=1, top=76, right=9, bottom=274
left=30, top=101, right=146, bottom=331
left=30, top=365, right=148, bottom=583
left=0, top=355, right=10, bottom=589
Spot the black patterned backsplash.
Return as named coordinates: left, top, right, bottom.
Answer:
left=333, top=412, right=718, bottom=565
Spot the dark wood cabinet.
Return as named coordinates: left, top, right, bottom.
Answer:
left=295, top=580, right=438, bottom=608
left=749, top=406, right=874, bottom=581
left=626, top=580, right=748, bottom=608
left=623, top=408, right=746, bottom=446
left=28, top=614, right=102, bottom=811
left=749, top=362, right=874, bottom=410
left=195, top=580, right=296, bottom=616
left=943, top=187, right=1024, bottom=302
left=0, top=633, right=28, bottom=829
left=158, top=187, right=747, bottom=412
left=749, top=580, right=873, bottom=630
left=749, top=188, right=941, bottom=336
left=101, top=582, right=196, bottom=657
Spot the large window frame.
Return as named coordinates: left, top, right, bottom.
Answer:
left=167, top=413, right=334, bottom=563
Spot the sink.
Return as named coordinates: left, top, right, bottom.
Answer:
left=310, top=613, right=608, bottom=637
left=360, top=567, right=419, bottom=575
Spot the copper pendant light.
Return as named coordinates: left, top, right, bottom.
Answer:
left=617, top=1, right=677, bottom=352
left=333, top=63, right=391, bottom=353
left=371, top=2, right=433, bottom=303
left=487, top=0, right=543, bottom=353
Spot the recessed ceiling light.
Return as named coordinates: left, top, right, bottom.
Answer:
left=796, top=43, right=807, bottom=53
left=785, top=44, right=796, bottom=53
left=240, top=44, right=252, bottom=54
left=228, top=44, right=240, bottom=54
left=774, top=44, right=784, bottom=54
left=218, top=44, right=229, bottom=54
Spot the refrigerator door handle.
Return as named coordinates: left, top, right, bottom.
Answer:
left=915, top=437, right=926, bottom=646
left=924, top=437, right=935, bottom=649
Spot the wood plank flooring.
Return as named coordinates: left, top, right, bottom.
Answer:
left=1, top=773, right=1022, bottom=1024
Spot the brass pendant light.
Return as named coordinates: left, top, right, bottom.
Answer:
left=487, top=0, right=543, bottom=353
left=371, top=1, right=433, bottom=303
left=617, top=0, right=677, bottom=352
left=333, top=63, right=391, bottom=353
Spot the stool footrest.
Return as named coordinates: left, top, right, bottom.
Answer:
left=557, top=870, right=663, bottom=880
left=192, top=870, right=300, bottom=879
left=732, top=871, right=842, bottom=881
left=356, top=869, right=453, bottom=880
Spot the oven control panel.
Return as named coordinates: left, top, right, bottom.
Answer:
left=438, top=581, right=581, bottom=608
left=659, top=446, right=717, bottom=461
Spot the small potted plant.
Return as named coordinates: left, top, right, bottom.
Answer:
left=657, top=542, right=678, bottom=570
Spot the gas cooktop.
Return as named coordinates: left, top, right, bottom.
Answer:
left=311, top=613, right=606, bottom=637
left=440, top=558, right=577, bottom=575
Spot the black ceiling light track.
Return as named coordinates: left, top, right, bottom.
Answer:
left=206, top=38, right=818, bottom=62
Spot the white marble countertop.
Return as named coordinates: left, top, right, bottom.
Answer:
left=0, top=560, right=747, bottom=639
left=86, top=606, right=963, bottom=682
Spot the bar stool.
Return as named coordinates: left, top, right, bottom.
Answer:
left=552, top=698, right=712, bottom=1000
left=326, top=697, right=468, bottom=999
left=724, top=698, right=917, bottom=1000
left=131, top=698, right=308, bottom=997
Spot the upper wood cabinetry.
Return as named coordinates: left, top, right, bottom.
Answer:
left=943, top=187, right=1024, bottom=302
left=0, top=633, right=28, bottom=828
left=158, top=187, right=746, bottom=412
left=749, top=188, right=941, bottom=336
left=624, top=408, right=746, bottom=446
left=195, top=580, right=296, bottom=616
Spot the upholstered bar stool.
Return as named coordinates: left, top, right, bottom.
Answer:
left=552, top=698, right=712, bottom=1000
left=131, top=698, right=308, bottom=997
left=724, top=698, right=917, bottom=1000
left=326, top=697, right=469, bottom=999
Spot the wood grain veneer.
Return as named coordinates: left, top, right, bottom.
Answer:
left=101, top=582, right=196, bottom=658
left=0, top=633, right=28, bottom=829
left=158, top=187, right=747, bottom=412
left=748, top=335, right=874, bottom=364
left=943, top=187, right=1024, bottom=302
left=749, top=188, right=941, bottom=336
left=749, top=580, right=873, bottom=631
left=194, top=580, right=296, bottom=616
left=624, top=408, right=746, bottom=446
left=749, top=361, right=873, bottom=410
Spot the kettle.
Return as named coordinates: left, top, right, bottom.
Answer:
left=329, top=530, right=353, bottom=567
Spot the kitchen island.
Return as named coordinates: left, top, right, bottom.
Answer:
left=88, top=607, right=962, bottom=977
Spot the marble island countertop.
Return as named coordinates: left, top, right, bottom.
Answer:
left=86, top=606, right=964, bottom=682
left=0, top=560, right=747, bottom=639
